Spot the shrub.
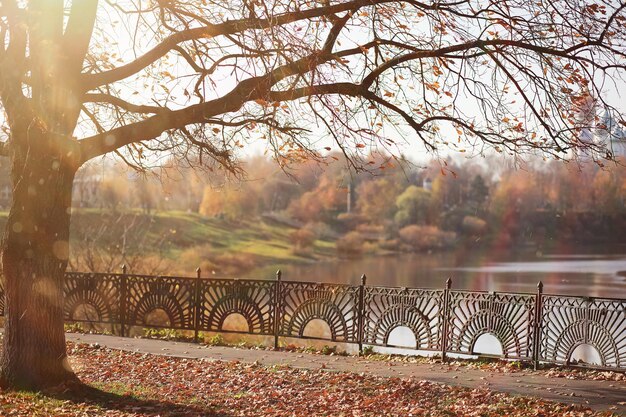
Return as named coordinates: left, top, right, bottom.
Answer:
left=355, top=223, right=385, bottom=235
left=336, top=212, right=365, bottom=230
left=64, top=323, right=85, bottom=333
left=398, top=225, right=456, bottom=251
left=304, top=222, right=337, bottom=240
left=179, top=245, right=257, bottom=276
left=393, top=210, right=412, bottom=228
left=361, top=345, right=375, bottom=356
left=289, top=228, right=316, bottom=251
left=461, top=215, right=488, bottom=235
left=143, top=328, right=188, bottom=341
left=321, top=345, right=337, bottom=355
left=336, top=231, right=364, bottom=257
left=205, top=333, right=225, bottom=346
left=378, top=239, right=400, bottom=251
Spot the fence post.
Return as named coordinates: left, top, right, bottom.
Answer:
left=194, top=267, right=202, bottom=343
left=357, top=274, right=367, bottom=354
left=441, top=277, right=452, bottom=362
left=273, top=269, right=282, bottom=349
left=533, top=281, right=543, bottom=370
left=119, top=264, right=127, bottom=338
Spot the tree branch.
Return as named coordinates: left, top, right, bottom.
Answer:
left=63, top=0, right=99, bottom=76
left=78, top=27, right=619, bottom=163
left=84, top=93, right=171, bottom=115
left=361, top=39, right=597, bottom=88
left=78, top=41, right=373, bottom=161
left=361, top=91, right=436, bottom=151
left=79, top=0, right=440, bottom=90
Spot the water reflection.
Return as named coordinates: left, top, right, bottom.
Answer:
left=256, top=250, right=626, bottom=298
left=252, top=250, right=626, bottom=363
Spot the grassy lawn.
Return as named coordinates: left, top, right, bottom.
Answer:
left=0, top=210, right=336, bottom=275
left=0, top=343, right=616, bottom=416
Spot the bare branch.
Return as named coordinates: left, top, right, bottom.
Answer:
left=84, top=93, right=171, bottom=115
left=80, top=0, right=450, bottom=90
left=63, top=0, right=99, bottom=76
left=78, top=43, right=372, bottom=161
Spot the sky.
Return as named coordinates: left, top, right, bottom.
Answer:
left=2, top=1, right=625, bottom=169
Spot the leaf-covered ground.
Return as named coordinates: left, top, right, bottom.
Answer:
left=357, top=352, right=626, bottom=382
left=0, top=343, right=618, bottom=416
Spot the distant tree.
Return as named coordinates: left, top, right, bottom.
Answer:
left=395, top=186, right=432, bottom=227
left=490, top=171, right=544, bottom=242
left=491, top=172, right=543, bottom=216
left=288, top=175, right=345, bottom=223
left=336, top=231, right=365, bottom=257
left=356, top=178, right=403, bottom=223
left=98, top=178, right=127, bottom=212
left=160, top=166, right=207, bottom=212
left=69, top=212, right=171, bottom=275
left=289, top=227, right=316, bottom=254
left=468, top=175, right=489, bottom=211
left=428, top=161, right=471, bottom=211
left=593, top=168, right=625, bottom=216
left=134, top=177, right=158, bottom=214
left=199, top=185, right=259, bottom=221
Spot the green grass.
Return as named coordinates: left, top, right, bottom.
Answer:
left=4, top=391, right=69, bottom=408
left=0, top=209, right=337, bottom=275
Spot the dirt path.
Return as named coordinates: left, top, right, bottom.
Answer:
left=67, top=333, right=626, bottom=415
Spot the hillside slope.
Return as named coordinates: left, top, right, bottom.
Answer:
left=0, top=210, right=336, bottom=276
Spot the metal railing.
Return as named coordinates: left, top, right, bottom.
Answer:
left=0, top=269, right=624, bottom=371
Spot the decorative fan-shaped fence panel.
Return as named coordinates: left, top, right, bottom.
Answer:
left=125, top=274, right=195, bottom=330
left=198, top=278, right=275, bottom=335
left=362, top=287, right=443, bottom=350
left=539, top=295, right=626, bottom=370
left=445, top=291, right=535, bottom=360
left=64, top=272, right=121, bottom=325
left=279, top=281, right=359, bottom=343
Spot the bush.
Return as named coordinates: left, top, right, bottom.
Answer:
left=336, top=231, right=364, bottom=257
left=398, top=225, right=456, bottom=251
left=336, top=212, right=365, bottom=230
left=303, top=221, right=337, bottom=240
left=361, top=345, right=375, bottom=356
left=179, top=244, right=257, bottom=276
left=143, top=328, right=188, bottom=341
left=393, top=210, right=412, bottom=228
left=461, top=216, right=487, bottom=235
left=289, top=228, right=316, bottom=250
left=321, top=345, right=337, bottom=355
left=205, top=333, right=225, bottom=346
left=378, top=238, right=400, bottom=251
left=355, top=223, right=385, bottom=236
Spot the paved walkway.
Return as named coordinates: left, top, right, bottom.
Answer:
left=67, top=333, right=626, bottom=415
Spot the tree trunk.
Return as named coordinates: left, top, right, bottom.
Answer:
left=0, top=132, right=79, bottom=389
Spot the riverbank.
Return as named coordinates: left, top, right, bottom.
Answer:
left=0, top=210, right=624, bottom=282
left=0, top=209, right=464, bottom=277
left=0, top=210, right=339, bottom=276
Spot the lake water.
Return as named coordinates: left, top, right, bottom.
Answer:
left=252, top=248, right=626, bottom=361
left=261, top=248, right=626, bottom=298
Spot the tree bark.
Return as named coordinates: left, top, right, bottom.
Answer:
left=0, top=130, right=79, bottom=389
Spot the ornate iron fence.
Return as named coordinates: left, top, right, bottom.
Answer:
left=445, top=290, right=536, bottom=361
left=0, top=270, right=624, bottom=371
